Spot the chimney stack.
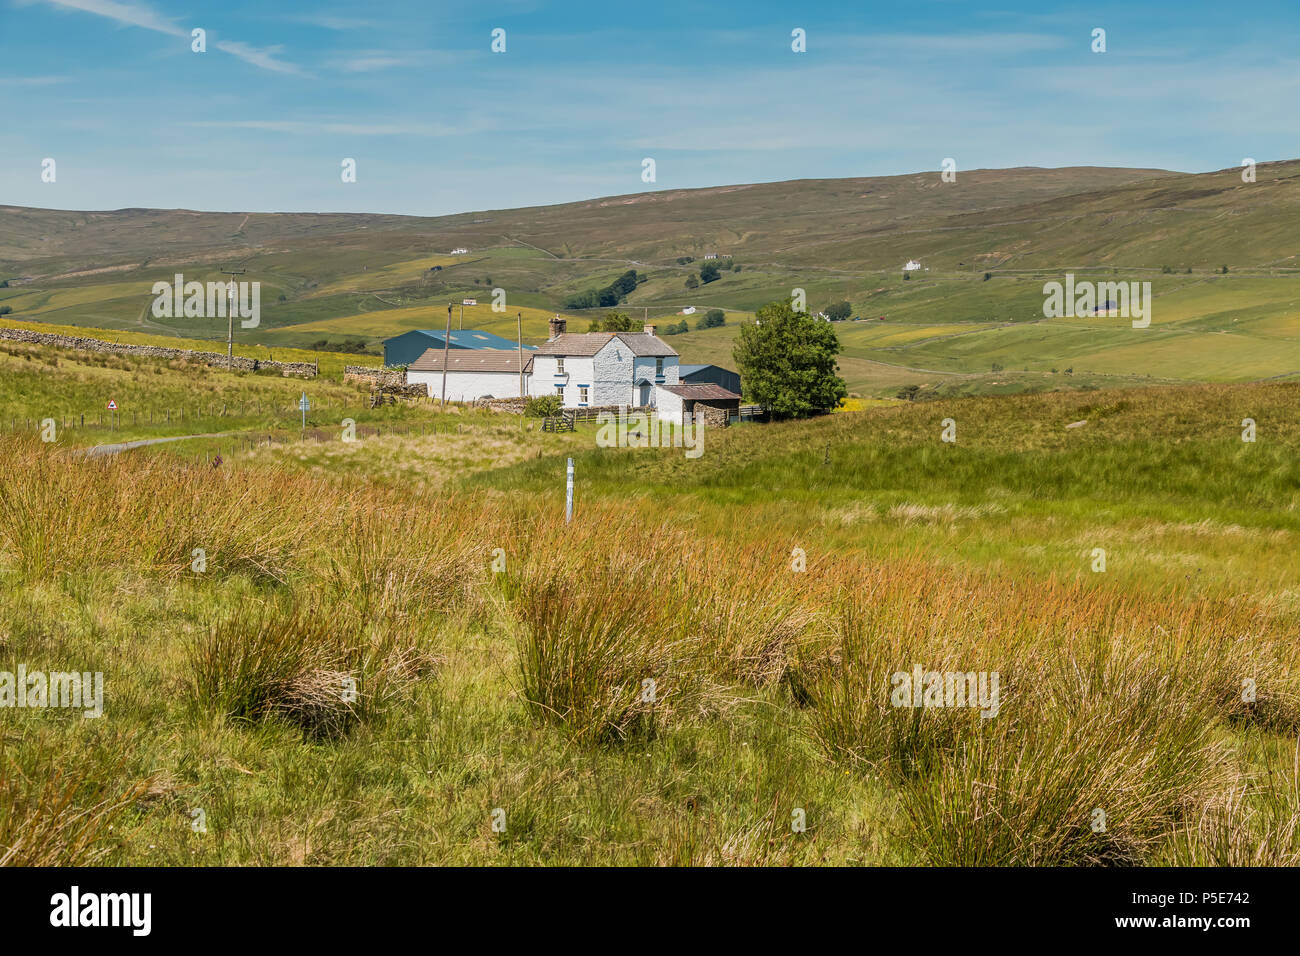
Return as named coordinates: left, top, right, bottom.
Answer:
left=548, top=314, right=566, bottom=341
left=643, top=323, right=657, bottom=336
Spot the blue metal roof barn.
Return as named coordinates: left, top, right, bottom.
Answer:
left=382, top=329, right=537, bottom=367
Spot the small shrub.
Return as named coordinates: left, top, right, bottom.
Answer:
left=525, top=394, right=563, bottom=418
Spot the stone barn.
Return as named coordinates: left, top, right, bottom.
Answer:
left=653, top=383, right=742, bottom=426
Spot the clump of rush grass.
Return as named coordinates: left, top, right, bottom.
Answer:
left=1195, top=632, right=1300, bottom=735
left=0, top=438, right=72, bottom=580
left=0, top=760, right=148, bottom=866
left=187, top=596, right=435, bottom=738
left=323, top=507, right=484, bottom=620
left=1165, top=737, right=1300, bottom=866
left=502, top=507, right=834, bottom=746
left=0, top=436, right=310, bottom=584
left=799, top=561, right=1283, bottom=864
left=898, top=645, right=1226, bottom=865
left=503, top=534, right=737, bottom=745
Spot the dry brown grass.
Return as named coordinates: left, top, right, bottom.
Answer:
left=4, top=432, right=1300, bottom=864
left=0, top=758, right=148, bottom=866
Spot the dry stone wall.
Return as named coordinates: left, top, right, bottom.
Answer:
left=0, top=327, right=317, bottom=377
left=344, top=366, right=406, bottom=387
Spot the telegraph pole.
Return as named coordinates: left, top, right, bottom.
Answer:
left=220, top=267, right=246, bottom=370
left=440, top=302, right=453, bottom=408
left=516, top=311, right=525, bottom=399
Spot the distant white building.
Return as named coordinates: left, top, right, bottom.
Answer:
left=450, top=247, right=469, bottom=255
left=680, top=306, right=697, bottom=315
left=904, top=259, right=922, bottom=272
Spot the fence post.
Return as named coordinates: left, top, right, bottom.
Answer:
left=566, top=458, right=574, bottom=523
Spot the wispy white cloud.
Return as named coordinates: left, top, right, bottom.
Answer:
left=328, top=49, right=470, bottom=72
left=835, top=31, right=1070, bottom=54
left=701, top=27, right=1068, bottom=55
left=281, top=13, right=382, bottom=32
left=34, top=0, right=184, bottom=36
left=32, top=0, right=306, bottom=74
left=184, top=119, right=468, bottom=136
left=214, top=40, right=304, bottom=76
left=0, top=74, right=72, bottom=85
left=339, top=56, right=406, bottom=72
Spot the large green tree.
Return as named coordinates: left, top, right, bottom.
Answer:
left=588, top=310, right=632, bottom=332
left=733, top=298, right=847, bottom=417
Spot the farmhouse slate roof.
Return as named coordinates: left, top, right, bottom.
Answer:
left=408, top=349, right=534, bottom=373
left=656, top=383, right=741, bottom=401
left=533, top=332, right=613, bottom=356
left=614, top=332, right=678, bottom=357
left=533, top=332, right=678, bottom=358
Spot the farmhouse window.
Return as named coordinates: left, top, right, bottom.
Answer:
left=578, top=385, right=589, bottom=405
left=556, top=358, right=565, bottom=374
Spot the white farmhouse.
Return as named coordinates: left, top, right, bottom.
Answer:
left=530, top=317, right=679, bottom=408
left=403, top=317, right=680, bottom=406
left=407, top=349, right=533, bottom=401
left=904, top=259, right=922, bottom=272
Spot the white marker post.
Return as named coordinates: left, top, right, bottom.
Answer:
left=566, top=457, right=574, bottom=523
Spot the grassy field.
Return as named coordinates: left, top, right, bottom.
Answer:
left=0, top=316, right=381, bottom=380
left=2, top=335, right=1299, bottom=864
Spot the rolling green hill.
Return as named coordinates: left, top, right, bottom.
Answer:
left=5, top=160, right=1300, bottom=395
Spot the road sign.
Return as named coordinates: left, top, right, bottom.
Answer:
left=298, top=393, right=310, bottom=412
left=107, top=399, right=118, bottom=410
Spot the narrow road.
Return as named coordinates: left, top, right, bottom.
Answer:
left=84, top=432, right=233, bottom=458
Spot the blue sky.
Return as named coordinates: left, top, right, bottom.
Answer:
left=3, top=0, right=1299, bottom=215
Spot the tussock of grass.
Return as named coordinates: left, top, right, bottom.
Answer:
left=0, top=757, right=148, bottom=866
left=899, top=651, right=1225, bottom=866
left=506, top=561, right=717, bottom=745
left=1166, top=739, right=1300, bottom=866
left=188, top=597, right=438, bottom=739
left=800, top=561, right=1298, bottom=863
